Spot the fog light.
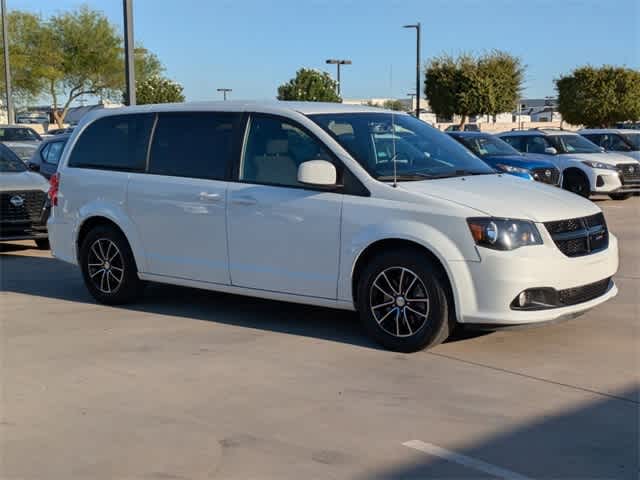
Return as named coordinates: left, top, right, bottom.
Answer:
left=596, top=175, right=605, bottom=187
left=518, top=291, right=528, bottom=307
left=511, top=288, right=559, bottom=310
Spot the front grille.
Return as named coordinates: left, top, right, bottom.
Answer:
left=544, top=212, right=608, bottom=257
left=0, top=190, right=47, bottom=224
left=617, top=163, right=640, bottom=185
left=531, top=167, right=560, bottom=185
left=558, top=278, right=611, bottom=306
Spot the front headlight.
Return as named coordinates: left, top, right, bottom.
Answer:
left=495, top=163, right=530, bottom=175
left=467, top=218, right=543, bottom=251
left=581, top=160, right=618, bottom=171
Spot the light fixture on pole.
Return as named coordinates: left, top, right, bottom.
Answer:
left=1, top=0, right=14, bottom=123
left=217, top=88, right=232, bottom=101
left=123, top=0, right=136, bottom=106
left=402, top=23, right=421, bottom=118
left=325, top=59, right=352, bottom=96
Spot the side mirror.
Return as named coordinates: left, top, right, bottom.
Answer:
left=297, top=160, right=337, bottom=188
left=599, top=146, right=606, bottom=153
left=544, top=147, right=558, bottom=155
left=27, top=162, right=40, bottom=172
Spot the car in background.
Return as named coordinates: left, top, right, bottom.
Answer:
left=43, top=127, right=75, bottom=137
left=0, top=125, right=42, bottom=162
left=27, top=133, right=70, bottom=180
left=579, top=129, right=640, bottom=161
left=445, top=124, right=480, bottom=132
left=498, top=129, right=640, bottom=200
left=447, top=131, right=561, bottom=185
left=0, top=143, right=50, bottom=249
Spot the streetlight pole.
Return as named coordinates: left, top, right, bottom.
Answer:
left=403, top=23, right=421, bottom=118
left=325, top=59, right=352, bottom=96
left=1, top=0, right=14, bottom=123
left=217, top=88, right=232, bottom=101
left=123, top=0, right=136, bottom=106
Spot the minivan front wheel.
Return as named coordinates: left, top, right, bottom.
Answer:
left=79, top=225, right=144, bottom=305
left=357, top=249, right=453, bottom=352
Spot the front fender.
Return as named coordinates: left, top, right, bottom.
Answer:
left=74, top=200, right=148, bottom=272
left=338, top=218, right=479, bottom=308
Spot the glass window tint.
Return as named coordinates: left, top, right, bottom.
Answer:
left=240, top=116, right=333, bottom=187
left=40, top=143, right=51, bottom=163
left=501, top=136, right=523, bottom=151
left=149, top=112, right=236, bottom=179
left=0, top=145, right=26, bottom=172
left=524, top=136, right=552, bottom=154
left=43, top=141, right=65, bottom=165
left=68, top=114, right=153, bottom=170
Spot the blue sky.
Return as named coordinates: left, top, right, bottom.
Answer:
left=13, top=0, right=640, bottom=102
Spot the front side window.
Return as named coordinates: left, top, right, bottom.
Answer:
left=523, top=136, right=553, bottom=154
left=68, top=114, right=153, bottom=171
left=43, top=141, right=65, bottom=165
left=309, top=113, right=493, bottom=180
left=148, top=112, right=237, bottom=179
left=621, top=133, right=640, bottom=150
left=501, top=136, right=524, bottom=151
left=240, top=116, right=333, bottom=187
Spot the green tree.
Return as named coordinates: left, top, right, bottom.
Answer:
left=47, top=6, right=123, bottom=126
left=425, top=51, right=523, bottom=128
left=382, top=99, right=406, bottom=111
left=277, top=68, right=341, bottom=102
left=556, top=66, right=640, bottom=127
left=136, top=75, right=185, bottom=105
left=0, top=11, right=51, bottom=104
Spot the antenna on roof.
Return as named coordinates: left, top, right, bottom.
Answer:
left=390, top=65, right=398, bottom=188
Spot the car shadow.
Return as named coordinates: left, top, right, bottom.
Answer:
left=0, top=251, right=491, bottom=349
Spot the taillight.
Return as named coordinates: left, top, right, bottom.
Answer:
left=49, top=172, right=60, bottom=206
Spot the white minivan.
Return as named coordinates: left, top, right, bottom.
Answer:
left=48, top=102, right=619, bottom=352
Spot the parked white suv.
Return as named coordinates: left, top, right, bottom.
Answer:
left=498, top=129, right=640, bottom=200
left=578, top=129, right=640, bottom=162
left=48, top=102, right=619, bottom=352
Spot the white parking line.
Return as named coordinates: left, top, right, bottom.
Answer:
left=402, top=440, right=534, bottom=480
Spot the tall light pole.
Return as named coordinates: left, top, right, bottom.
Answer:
left=217, top=88, right=232, bottom=101
left=1, top=0, right=14, bottom=123
left=403, top=23, right=421, bottom=118
left=123, top=0, right=136, bottom=106
left=325, top=59, right=352, bottom=96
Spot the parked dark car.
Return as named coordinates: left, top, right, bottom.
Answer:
left=444, top=124, right=480, bottom=132
left=27, top=133, right=70, bottom=180
left=448, top=131, right=561, bottom=185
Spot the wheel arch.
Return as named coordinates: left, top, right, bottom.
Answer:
left=351, top=238, right=458, bottom=322
left=562, top=166, right=591, bottom=188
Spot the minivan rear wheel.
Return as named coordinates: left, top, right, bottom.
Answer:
left=79, top=225, right=144, bottom=305
left=356, top=248, right=453, bottom=352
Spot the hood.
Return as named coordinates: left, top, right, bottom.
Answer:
left=481, top=154, right=556, bottom=170
left=2, top=141, right=39, bottom=160
left=559, top=151, right=636, bottom=165
left=398, top=174, right=600, bottom=222
left=0, top=170, right=49, bottom=192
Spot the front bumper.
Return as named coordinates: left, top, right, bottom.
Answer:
left=449, top=232, right=619, bottom=326
left=588, top=168, right=640, bottom=194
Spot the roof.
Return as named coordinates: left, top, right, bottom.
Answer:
left=500, top=129, right=578, bottom=137
left=41, top=133, right=72, bottom=144
left=578, top=128, right=640, bottom=135
left=78, top=100, right=402, bottom=121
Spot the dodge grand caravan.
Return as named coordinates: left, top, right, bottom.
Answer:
left=48, top=102, right=619, bottom=352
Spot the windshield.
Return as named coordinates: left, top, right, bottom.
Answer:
left=0, top=147, right=26, bottom=172
left=454, top=134, right=520, bottom=157
left=0, top=127, right=41, bottom=142
left=621, top=133, right=640, bottom=150
left=550, top=134, right=601, bottom=154
left=308, top=113, right=495, bottom=180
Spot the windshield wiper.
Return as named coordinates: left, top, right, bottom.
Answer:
left=376, top=173, right=432, bottom=181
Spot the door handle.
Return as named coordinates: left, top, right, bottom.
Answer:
left=232, top=195, right=257, bottom=206
left=198, top=192, right=222, bottom=202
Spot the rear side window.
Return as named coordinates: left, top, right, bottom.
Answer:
left=501, top=136, right=523, bottom=151
left=148, top=112, right=237, bottom=180
left=43, top=141, right=65, bottom=165
left=68, top=114, right=153, bottom=171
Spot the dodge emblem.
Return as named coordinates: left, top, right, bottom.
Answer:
left=9, top=195, right=24, bottom=207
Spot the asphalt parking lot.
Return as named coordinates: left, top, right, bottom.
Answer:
left=1, top=196, right=638, bottom=480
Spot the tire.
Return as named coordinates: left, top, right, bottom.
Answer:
left=562, top=170, right=591, bottom=198
left=356, top=248, right=454, bottom=352
left=609, top=193, right=632, bottom=201
left=79, top=224, right=144, bottom=305
left=34, top=238, right=50, bottom=250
